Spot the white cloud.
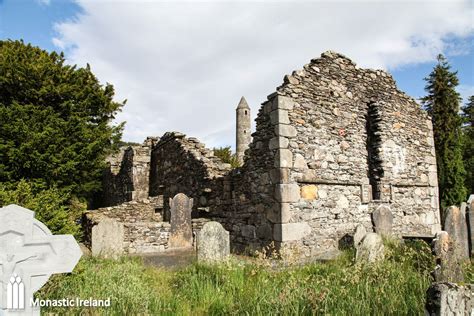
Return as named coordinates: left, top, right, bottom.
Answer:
left=53, top=0, right=474, bottom=147
left=36, top=0, right=50, bottom=5
left=459, top=84, right=474, bottom=106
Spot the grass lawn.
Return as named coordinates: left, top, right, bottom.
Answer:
left=37, top=240, right=459, bottom=315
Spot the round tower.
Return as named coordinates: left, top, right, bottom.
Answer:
left=236, top=96, right=251, bottom=164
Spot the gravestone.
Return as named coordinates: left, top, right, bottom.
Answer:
left=353, top=224, right=367, bottom=247
left=0, top=204, right=82, bottom=316
left=444, top=206, right=469, bottom=259
left=356, top=233, right=385, bottom=263
left=467, top=195, right=474, bottom=257
left=197, top=222, right=230, bottom=262
left=432, top=231, right=464, bottom=283
left=426, top=283, right=474, bottom=316
left=91, top=218, right=124, bottom=258
left=371, top=205, right=393, bottom=237
left=169, top=193, right=193, bottom=248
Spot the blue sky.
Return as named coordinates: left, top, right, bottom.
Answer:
left=1, top=0, right=473, bottom=146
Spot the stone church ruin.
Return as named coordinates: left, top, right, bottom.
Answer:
left=84, top=51, right=441, bottom=259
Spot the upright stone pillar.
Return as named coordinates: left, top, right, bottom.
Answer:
left=169, top=193, right=193, bottom=248
left=444, top=206, right=469, bottom=259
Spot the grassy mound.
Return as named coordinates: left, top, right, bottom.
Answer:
left=38, top=240, right=440, bottom=315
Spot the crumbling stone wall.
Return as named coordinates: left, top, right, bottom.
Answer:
left=266, top=51, right=440, bottom=257
left=97, top=138, right=156, bottom=207
left=83, top=200, right=210, bottom=254
left=147, top=131, right=273, bottom=252
left=149, top=132, right=232, bottom=219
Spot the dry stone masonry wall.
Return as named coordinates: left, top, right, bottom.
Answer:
left=267, top=51, right=440, bottom=257
left=97, top=137, right=156, bottom=207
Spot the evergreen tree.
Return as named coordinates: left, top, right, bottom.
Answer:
left=213, top=146, right=240, bottom=168
left=461, top=95, right=474, bottom=194
left=0, top=40, right=124, bottom=200
left=421, top=54, right=466, bottom=210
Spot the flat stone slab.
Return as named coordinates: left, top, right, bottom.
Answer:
left=140, top=249, right=196, bottom=269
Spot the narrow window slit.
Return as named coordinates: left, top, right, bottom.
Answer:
left=366, top=102, right=384, bottom=200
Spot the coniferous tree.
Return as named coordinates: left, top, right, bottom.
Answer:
left=421, top=54, right=466, bottom=210
left=0, top=40, right=124, bottom=199
left=462, top=95, right=474, bottom=194
left=213, top=146, right=240, bottom=168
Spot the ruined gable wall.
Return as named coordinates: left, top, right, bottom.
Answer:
left=97, top=140, right=154, bottom=207
left=99, top=147, right=134, bottom=207
left=149, top=132, right=232, bottom=219
left=270, top=51, right=440, bottom=257
left=222, top=102, right=280, bottom=252
left=147, top=128, right=277, bottom=252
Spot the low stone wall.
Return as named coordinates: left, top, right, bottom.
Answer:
left=83, top=204, right=210, bottom=255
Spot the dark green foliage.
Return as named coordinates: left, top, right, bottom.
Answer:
left=38, top=240, right=433, bottom=315
left=462, top=96, right=474, bottom=195
left=116, top=140, right=141, bottom=147
left=0, top=180, right=82, bottom=238
left=422, top=54, right=466, bottom=210
left=0, top=40, right=124, bottom=199
left=213, top=146, right=240, bottom=168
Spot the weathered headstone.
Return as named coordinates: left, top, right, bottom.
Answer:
left=444, top=206, right=469, bottom=259
left=353, top=224, right=367, bottom=247
left=91, top=218, right=124, bottom=258
left=426, top=283, right=474, bottom=315
left=432, top=231, right=464, bottom=283
left=371, top=205, right=393, bottom=237
left=197, top=222, right=230, bottom=262
left=356, top=233, right=385, bottom=263
left=169, top=193, right=193, bottom=248
left=467, top=195, right=474, bottom=257
left=0, top=204, right=82, bottom=316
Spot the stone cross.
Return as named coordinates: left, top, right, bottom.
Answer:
left=169, top=193, right=193, bottom=248
left=0, top=204, right=82, bottom=316
left=371, top=205, right=393, bottom=237
left=197, top=222, right=230, bottom=262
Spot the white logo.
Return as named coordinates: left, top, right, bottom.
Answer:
left=6, top=273, right=24, bottom=310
